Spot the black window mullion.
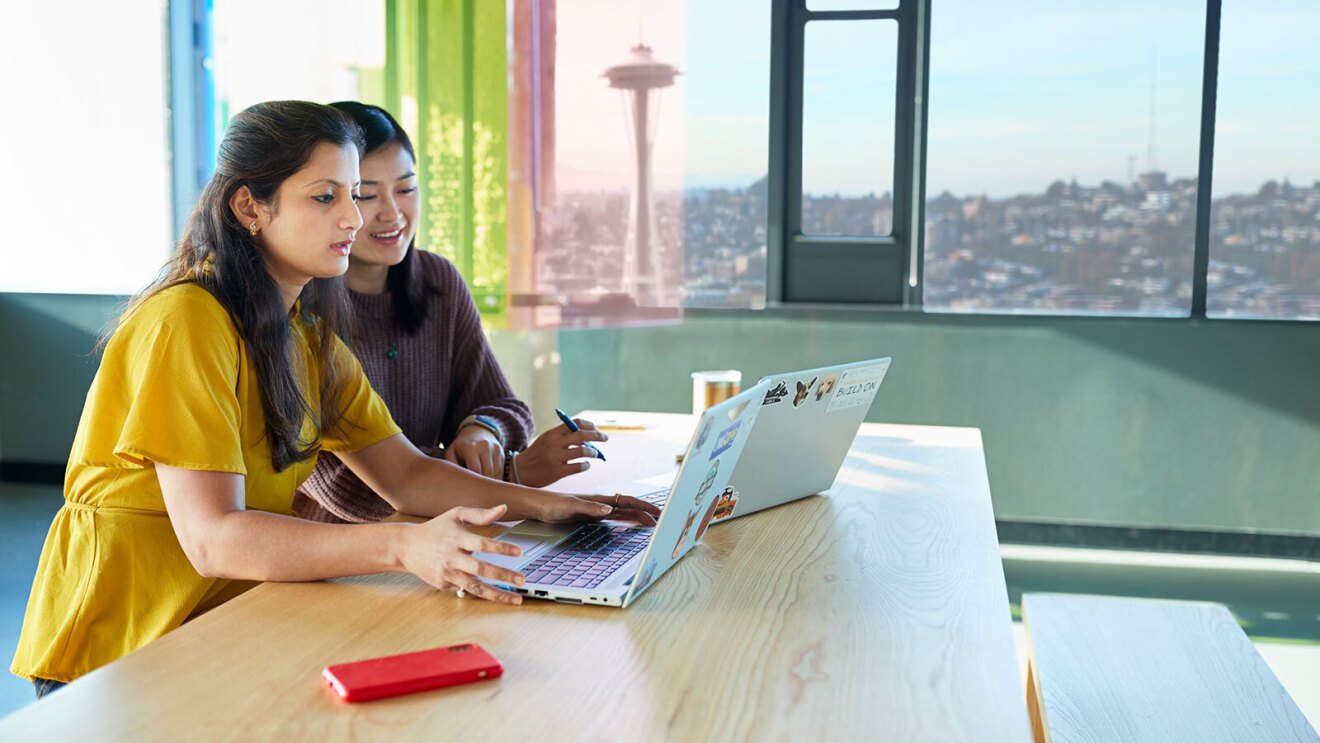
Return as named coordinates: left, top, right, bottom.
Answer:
left=766, top=0, right=791, bottom=305
left=906, top=0, right=931, bottom=307
left=786, top=1, right=806, bottom=242
left=1191, top=0, right=1222, bottom=318
left=801, top=9, right=903, bottom=21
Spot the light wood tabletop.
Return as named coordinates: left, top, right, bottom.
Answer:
left=1023, top=593, right=1319, bottom=743
left=1, top=413, right=1030, bottom=742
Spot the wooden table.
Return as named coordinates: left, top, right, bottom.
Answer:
left=1023, top=593, right=1318, bottom=742
left=0, top=414, right=1030, bottom=741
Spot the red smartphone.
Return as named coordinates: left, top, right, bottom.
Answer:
left=322, top=643, right=504, bottom=703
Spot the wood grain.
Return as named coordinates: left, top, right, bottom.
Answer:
left=0, top=415, right=1029, bottom=742
left=1022, top=593, right=1319, bottom=743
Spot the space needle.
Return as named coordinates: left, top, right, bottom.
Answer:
left=603, top=42, right=678, bottom=306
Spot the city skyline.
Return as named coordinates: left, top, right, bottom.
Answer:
left=555, top=1, right=1318, bottom=199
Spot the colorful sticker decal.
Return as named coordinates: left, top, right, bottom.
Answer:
left=709, top=420, right=742, bottom=460
left=696, top=460, right=720, bottom=504
left=762, top=381, right=789, bottom=406
left=712, top=487, right=739, bottom=521
left=793, top=376, right=818, bottom=408
left=694, top=415, right=714, bottom=449
left=694, top=489, right=722, bottom=542
left=672, top=508, right=699, bottom=559
left=825, top=364, right=887, bottom=413
left=814, top=374, right=837, bottom=402
left=727, top=397, right=751, bottom=421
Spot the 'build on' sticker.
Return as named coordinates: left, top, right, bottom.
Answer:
left=825, top=365, right=886, bottom=413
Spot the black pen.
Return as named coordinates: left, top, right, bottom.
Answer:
left=555, top=408, right=606, bottom=461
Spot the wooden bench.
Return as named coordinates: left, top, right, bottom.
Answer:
left=1022, top=593, right=1318, bottom=743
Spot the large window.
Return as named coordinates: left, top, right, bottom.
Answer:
left=0, top=2, right=385, bottom=297
left=522, top=0, right=687, bottom=324
left=800, top=19, right=897, bottom=238
left=0, top=3, right=172, bottom=295
left=759, top=0, right=1316, bottom=322
left=1207, top=0, right=1320, bottom=320
left=682, top=0, right=772, bottom=309
left=771, top=0, right=922, bottom=305
left=923, top=1, right=1206, bottom=315
left=211, top=0, right=385, bottom=157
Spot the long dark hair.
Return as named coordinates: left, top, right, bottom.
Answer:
left=114, top=101, right=365, bottom=472
left=330, top=101, right=434, bottom=335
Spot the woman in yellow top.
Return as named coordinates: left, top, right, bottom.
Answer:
left=11, top=100, right=659, bottom=697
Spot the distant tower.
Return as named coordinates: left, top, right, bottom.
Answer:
left=603, top=43, right=678, bottom=306
left=1146, top=48, right=1159, bottom=174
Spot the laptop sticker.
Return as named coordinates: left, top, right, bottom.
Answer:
left=762, top=381, right=789, bottom=406
left=694, top=416, right=714, bottom=449
left=696, top=460, right=720, bottom=503
left=710, top=421, right=741, bottom=460
left=672, top=509, right=698, bottom=559
left=825, top=364, right=887, bottom=413
left=814, top=374, right=837, bottom=402
left=727, top=397, right=751, bottom=421
left=694, top=491, right=721, bottom=542
left=793, top=377, right=817, bottom=408
left=712, top=487, right=739, bottom=521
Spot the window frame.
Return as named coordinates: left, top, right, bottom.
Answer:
left=768, top=0, right=929, bottom=305
left=766, top=0, right=1318, bottom=322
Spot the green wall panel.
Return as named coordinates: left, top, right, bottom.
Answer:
left=558, top=311, right=1320, bottom=535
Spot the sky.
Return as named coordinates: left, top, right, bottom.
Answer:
left=551, top=0, right=1320, bottom=199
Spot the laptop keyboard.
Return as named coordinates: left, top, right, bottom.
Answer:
left=638, top=488, right=668, bottom=508
left=523, top=524, right=652, bottom=589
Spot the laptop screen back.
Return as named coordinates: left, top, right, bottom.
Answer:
left=620, top=380, right=769, bottom=607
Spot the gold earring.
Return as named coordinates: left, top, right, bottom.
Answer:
left=248, top=221, right=259, bottom=237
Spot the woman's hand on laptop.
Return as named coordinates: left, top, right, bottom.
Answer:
left=398, top=504, right=527, bottom=605
left=536, top=493, right=660, bottom=527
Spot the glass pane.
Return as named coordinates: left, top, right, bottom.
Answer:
left=510, top=1, right=768, bottom=321
left=0, top=3, right=171, bottom=294
left=531, top=0, right=688, bottom=322
left=1207, top=1, right=1320, bottom=320
left=808, top=0, right=900, bottom=10
left=924, top=1, right=1205, bottom=315
left=801, top=19, right=897, bottom=237
left=213, top=0, right=386, bottom=128
left=682, top=0, right=770, bottom=308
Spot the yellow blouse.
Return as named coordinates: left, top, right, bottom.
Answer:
left=10, top=283, right=401, bottom=683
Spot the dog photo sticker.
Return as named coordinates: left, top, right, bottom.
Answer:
left=814, top=374, right=836, bottom=402
left=793, top=376, right=817, bottom=408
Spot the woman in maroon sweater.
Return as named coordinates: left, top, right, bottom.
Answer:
left=294, top=102, right=609, bottom=523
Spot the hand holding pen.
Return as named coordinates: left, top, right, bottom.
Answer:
left=505, top=410, right=609, bottom=488
left=555, top=408, right=606, bottom=461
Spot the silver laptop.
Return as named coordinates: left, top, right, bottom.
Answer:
left=636, top=357, right=891, bottom=524
left=477, top=380, right=771, bottom=607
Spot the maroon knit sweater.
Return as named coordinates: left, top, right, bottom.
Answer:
left=294, top=251, right=534, bottom=523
